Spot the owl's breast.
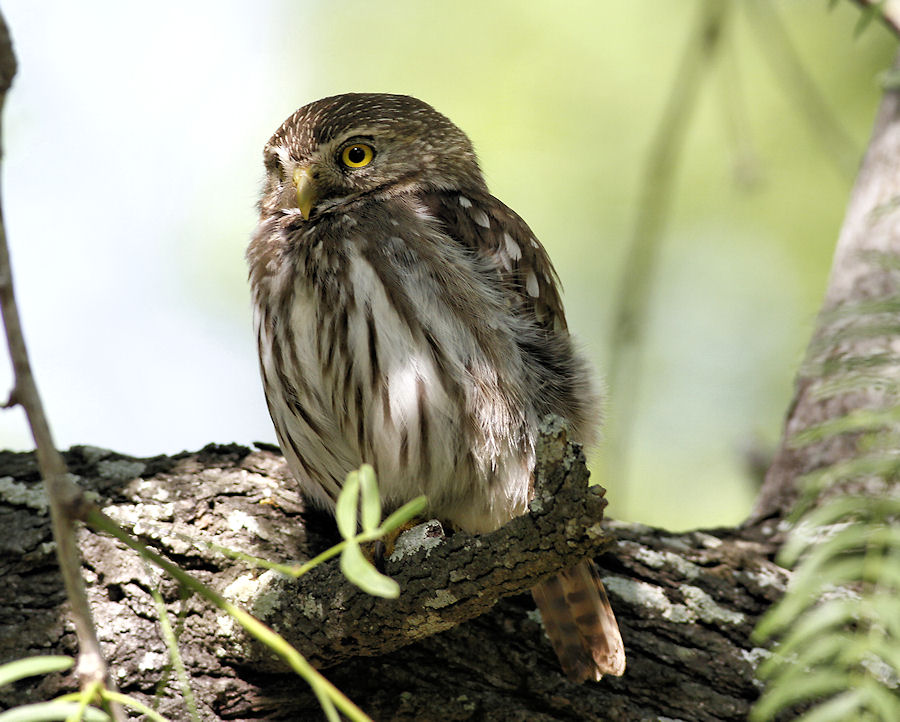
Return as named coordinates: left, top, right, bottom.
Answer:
left=253, top=206, right=538, bottom=531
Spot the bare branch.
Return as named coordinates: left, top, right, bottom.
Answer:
left=0, top=11, right=122, bottom=719
left=605, top=0, right=730, bottom=496
left=851, top=0, right=900, bottom=37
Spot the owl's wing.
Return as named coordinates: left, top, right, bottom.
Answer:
left=420, top=190, right=568, bottom=333
left=420, top=188, right=600, bottom=445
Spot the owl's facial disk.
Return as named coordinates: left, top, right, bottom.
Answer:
left=260, top=93, right=486, bottom=221
left=287, top=138, right=378, bottom=220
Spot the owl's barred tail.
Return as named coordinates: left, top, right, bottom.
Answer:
left=531, top=559, right=626, bottom=682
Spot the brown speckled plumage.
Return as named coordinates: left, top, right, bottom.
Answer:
left=247, top=93, right=624, bottom=681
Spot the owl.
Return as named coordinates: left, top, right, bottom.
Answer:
left=247, top=93, right=624, bottom=681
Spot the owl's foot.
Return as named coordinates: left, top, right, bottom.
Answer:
left=362, top=517, right=425, bottom=571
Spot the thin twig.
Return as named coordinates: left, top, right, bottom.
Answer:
left=605, top=0, right=729, bottom=506
left=849, top=0, right=900, bottom=37
left=744, top=0, right=860, bottom=179
left=0, top=12, right=124, bottom=721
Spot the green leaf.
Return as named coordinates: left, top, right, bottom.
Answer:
left=101, top=691, right=172, bottom=722
left=794, top=689, right=864, bottom=722
left=809, top=319, right=900, bottom=352
left=357, top=464, right=381, bottom=533
left=380, top=496, right=428, bottom=534
left=814, top=370, right=900, bottom=402
left=756, top=598, right=856, bottom=652
left=339, top=540, right=399, bottom=598
left=335, top=470, right=360, bottom=539
left=801, top=496, right=900, bottom=531
left=794, top=457, right=900, bottom=513
left=779, top=496, right=900, bottom=565
left=756, top=279, right=900, bottom=722
left=869, top=594, right=900, bottom=639
left=858, top=676, right=900, bottom=720
left=854, top=1, right=884, bottom=37
left=0, top=702, right=110, bottom=722
left=783, top=522, right=870, bottom=572
left=789, top=406, right=900, bottom=447
left=863, top=640, right=900, bottom=681
left=751, top=670, right=848, bottom=721
left=0, top=657, right=74, bottom=689
left=794, top=632, right=871, bottom=677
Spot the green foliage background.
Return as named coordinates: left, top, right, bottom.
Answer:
left=235, top=1, right=895, bottom=529
left=2, top=1, right=897, bottom=531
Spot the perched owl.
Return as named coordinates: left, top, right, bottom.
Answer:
left=247, top=93, right=625, bottom=681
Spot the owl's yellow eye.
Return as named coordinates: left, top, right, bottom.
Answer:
left=340, top=143, right=375, bottom=168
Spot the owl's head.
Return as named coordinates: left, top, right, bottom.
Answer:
left=259, top=93, right=486, bottom=220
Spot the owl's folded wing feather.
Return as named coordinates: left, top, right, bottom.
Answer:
left=420, top=190, right=568, bottom=334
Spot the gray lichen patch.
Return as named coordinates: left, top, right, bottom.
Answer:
left=628, top=543, right=704, bottom=580
left=218, top=572, right=270, bottom=642
left=680, top=585, right=746, bottom=625
left=76, top=445, right=115, bottom=465
left=603, top=576, right=694, bottom=623
left=101, top=502, right=186, bottom=551
left=740, top=646, right=772, bottom=668
left=603, top=576, right=745, bottom=625
left=389, top=520, right=446, bottom=562
left=133, top=479, right=171, bottom=501
left=743, top=564, right=790, bottom=591
left=0, top=476, right=49, bottom=514
left=97, top=459, right=146, bottom=482
left=103, top=502, right=175, bottom=528
left=740, top=648, right=773, bottom=689
left=424, top=588, right=458, bottom=609
left=226, top=508, right=261, bottom=535
left=223, top=572, right=265, bottom=605
left=246, top=570, right=292, bottom=620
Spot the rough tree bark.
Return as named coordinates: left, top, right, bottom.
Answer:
left=752, top=55, right=900, bottom=525
left=2, top=31, right=900, bottom=722
left=1, top=431, right=787, bottom=722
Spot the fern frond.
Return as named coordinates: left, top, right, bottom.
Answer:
left=752, top=280, right=900, bottom=720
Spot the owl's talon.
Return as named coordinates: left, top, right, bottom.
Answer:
left=372, top=539, right=386, bottom=572
left=361, top=518, right=423, bottom=570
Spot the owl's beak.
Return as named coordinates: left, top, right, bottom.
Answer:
left=292, top=166, right=318, bottom=220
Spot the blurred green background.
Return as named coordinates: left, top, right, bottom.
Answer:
left=0, top=1, right=894, bottom=530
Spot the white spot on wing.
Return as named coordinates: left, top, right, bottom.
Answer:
left=502, top=232, right=521, bottom=261
left=525, top=270, right=540, bottom=298
left=458, top=196, right=472, bottom=208
left=471, top=209, right=490, bottom=228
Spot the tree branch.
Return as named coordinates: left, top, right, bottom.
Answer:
left=0, top=11, right=123, bottom=719
left=850, top=0, right=900, bottom=37
left=0, top=437, right=786, bottom=721
left=223, top=418, right=615, bottom=669
left=605, top=0, right=729, bottom=496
